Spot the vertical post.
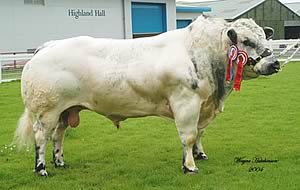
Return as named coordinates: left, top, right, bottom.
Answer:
left=13, top=53, right=16, bottom=69
left=0, top=55, right=2, bottom=84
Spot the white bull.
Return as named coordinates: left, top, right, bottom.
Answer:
left=16, top=16, right=280, bottom=176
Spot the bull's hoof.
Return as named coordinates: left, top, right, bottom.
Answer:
left=35, top=169, right=48, bottom=177
left=182, top=165, right=199, bottom=175
left=54, top=161, right=65, bottom=168
left=34, top=162, right=48, bottom=176
left=194, top=152, right=208, bottom=160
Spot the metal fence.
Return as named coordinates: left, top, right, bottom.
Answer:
left=270, top=39, right=300, bottom=62
left=0, top=39, right=299, bottom=83
left=0, top=53, right=33, bottom=83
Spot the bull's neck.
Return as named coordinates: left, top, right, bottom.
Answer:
left=188, top=25, right=233, bottom=110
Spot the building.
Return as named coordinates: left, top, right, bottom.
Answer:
left=285, top=1, right=300, bottom=16
left=177, top=0, right=300, bottom=39
left=284, top=1, right=300, bottom=39
left=0, top=0, right=176, bottom=52
left=176, top=6, right=211, bottom=28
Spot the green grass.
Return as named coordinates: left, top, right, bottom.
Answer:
left=1, top=63, right=300, bottom=190
left=1, top=69, right=22, bottom=80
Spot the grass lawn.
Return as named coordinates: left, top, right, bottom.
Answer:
left=1, top=69, right=22, bottom=81
left=0, top=63, right=300, bottom=190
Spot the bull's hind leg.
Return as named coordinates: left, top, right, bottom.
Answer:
left=193, top=128, right=208, bottom=160
left=51, top=106, right=82, bottom=167
left=169, top=90, right=201, bottom=174
left=52, top=121, right=67, bottom=167
left=33, top=114, right=59, bottom=176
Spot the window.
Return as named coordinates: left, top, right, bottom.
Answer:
left=24, top=0, right=45, bottom=6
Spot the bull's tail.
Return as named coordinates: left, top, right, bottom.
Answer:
left=14, top=109, right=34, bottom=149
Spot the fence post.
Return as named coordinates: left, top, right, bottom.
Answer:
left=0, top=55, right=2, bottom=84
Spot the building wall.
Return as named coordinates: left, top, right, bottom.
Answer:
left=237, top=0, right=300, bottom=39
left=0, top=0, right=176, bottom=52
left=0, top=0, right=126, bottom=52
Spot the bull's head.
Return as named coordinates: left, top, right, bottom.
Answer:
left=226, top=19, right=280, bottom=79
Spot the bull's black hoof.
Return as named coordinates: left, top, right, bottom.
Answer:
left=194, top=153, right=208, bottom=160
left=182, top=165, right=199, bottom=175
left=34, top=162, right=48, bottom=176
left=34, top=169, right=48, bottom=177
left=39, top=170, right=48, bottom=176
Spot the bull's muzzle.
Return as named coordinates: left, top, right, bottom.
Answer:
left=270, top=61, right=281, bottom=73
left=259, top=60, right=281, bottom=76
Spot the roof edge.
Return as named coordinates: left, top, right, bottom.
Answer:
left=277, top=0, right=300, bottom=18
left=231, top=0, right=265, bottom=19
left=176, top=6, right=212, bottom=13
left=231, top=0, right=300, bottom=19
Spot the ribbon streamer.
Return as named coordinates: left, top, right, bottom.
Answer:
left=226, top=45, right=238, bottom=81
left=234, top=51, right=248, bottom=91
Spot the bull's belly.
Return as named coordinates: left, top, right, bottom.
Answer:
left=91, top=96, right=172, bottom=119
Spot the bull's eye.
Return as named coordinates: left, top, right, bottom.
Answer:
left=261, top=48, right=272, bottom=57
left=242, top=39, right=256, bottom=48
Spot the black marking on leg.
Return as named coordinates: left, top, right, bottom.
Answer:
left=192, top=144, right=198, bottom=156
left=35, top=162, right=45, bottom=172
left=35, top=146, right=40, bottom=170
left=194, top=152, right=208, bottom=160
left=52, top=151, right=56, bottom=163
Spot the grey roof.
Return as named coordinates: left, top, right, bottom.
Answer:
left=176, top=0, right=265, bottom=19
left=176, top=0, right=300, bottom=19
left=285, top=2, right=300, bottom=15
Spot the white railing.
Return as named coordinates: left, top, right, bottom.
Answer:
left=0, top=53, right=33, bottom=83
left=0, top=39, right=299, bottom=83
left=270, top=39, right=300, bottom=62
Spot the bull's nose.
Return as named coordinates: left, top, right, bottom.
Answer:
left=271, top=61, right=280, bottom=72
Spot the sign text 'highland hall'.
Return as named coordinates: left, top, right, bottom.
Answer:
left=68, top=9, right=106, bottom=19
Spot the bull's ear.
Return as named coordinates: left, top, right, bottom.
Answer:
left=264, top=27, right=274, bottom=40
left=227, top=29, right=237, bottom=44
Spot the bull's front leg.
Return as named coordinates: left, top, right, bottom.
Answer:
left=193, top=128, right=208, bottom=160
left=52, top=121, right=67, bottom=167
left=169, top=89, right=201, bottom=174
